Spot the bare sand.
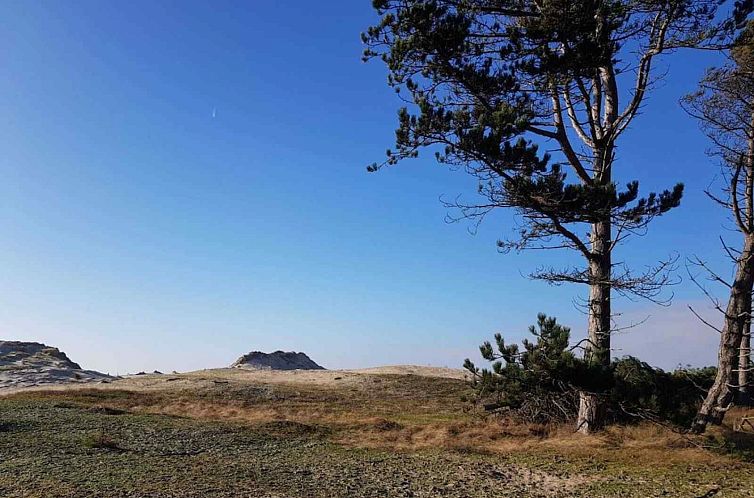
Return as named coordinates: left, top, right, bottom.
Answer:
left=0, top=365, right=469, bottom=395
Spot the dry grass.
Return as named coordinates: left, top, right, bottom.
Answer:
left=12, top=370, right=754, bottom=469
left=6, top=369, right=754, bottom=496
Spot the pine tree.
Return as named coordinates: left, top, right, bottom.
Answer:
left=464, top=314, right=582, bottom=423
left=363, top=0, right=717, bottom=432
left=683, top=20, right=754, bottom=432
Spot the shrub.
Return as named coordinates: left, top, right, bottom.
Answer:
left=463, top=314, right=582, bottom=423
left=464, top=314, right=716, bottom=428
left=610, top=358, right=716, bottom=427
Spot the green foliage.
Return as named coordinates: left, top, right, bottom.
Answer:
left=611, top=357, right=716, bottom=427
left=464, top=313, right=583, bottom=423
left=465, top=314, right=716, bottom=427
left=362, top=1, right=711, bottom=263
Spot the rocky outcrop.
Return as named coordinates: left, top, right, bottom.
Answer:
left=0, top=341, right=112, bottom=390
left=231, top=351, right=324, bottom=370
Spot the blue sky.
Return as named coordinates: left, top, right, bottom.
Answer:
left=0, top=1, right=733, bottom=374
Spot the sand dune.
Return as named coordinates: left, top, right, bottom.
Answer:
left=0, top=341, right=111, bottom=390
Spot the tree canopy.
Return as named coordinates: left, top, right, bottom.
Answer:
left=362, top=0, right=716, bottom=296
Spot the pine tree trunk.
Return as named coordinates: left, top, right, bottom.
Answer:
left=692, top=238, right=754, bottom=433
left=741, top=114, right=754, bottom=407
left=577, top=219, right=612, bottom=434
left=738, top=308, right=752, bottom=405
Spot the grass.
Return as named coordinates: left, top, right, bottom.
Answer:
left=1, top=373, right=754, bottom=496
left=81, top=430, right=122, bottom=450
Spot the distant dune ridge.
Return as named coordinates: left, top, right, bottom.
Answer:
left=0, top=342, right=471, bottom=393
left=231, top=350, right=325, bottom=370
left=0, top=341, right=111, bottom=390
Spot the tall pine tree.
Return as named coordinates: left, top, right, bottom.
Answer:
left=364, top=0, right=717, bottom=432
left=683, top=19, right=754, bottom=433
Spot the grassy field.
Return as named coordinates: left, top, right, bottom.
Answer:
left=1, top=369, right=753, bottom=497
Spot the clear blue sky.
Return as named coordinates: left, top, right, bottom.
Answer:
left=0, top=1, right=733, bottom=374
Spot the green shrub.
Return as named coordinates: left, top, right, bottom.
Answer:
left=464, top=314, right=716, bottom=428
left=463, top=313, right=582, bottom=423
left=610, top=358, right=716, bottom=426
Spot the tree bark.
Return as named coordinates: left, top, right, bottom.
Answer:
left=693, top=105, right=754, bottom=432
left=692, top=238, right=754, bottom=433
left=738, top=300, right=752, bottom=405
left=577, top=218, right=612, bottom=434
left=574, top=60, right=617, bottom=433
left=577, top=390, right=601, bottom=433
left=737, top=121, right=754, bottom=407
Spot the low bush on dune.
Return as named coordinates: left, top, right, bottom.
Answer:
left=464, top=314, right=716, bottom=428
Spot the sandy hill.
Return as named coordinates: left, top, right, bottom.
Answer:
left=231, top=350, right=325, bottom=370
left=0, top=341, right=111, bottom=390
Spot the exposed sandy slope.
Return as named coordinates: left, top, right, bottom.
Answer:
left=0, top=365, right=468, bottom=395
left=231, top=350, right=324, bottom=370
left=0, top=341, right=111, bottom=391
